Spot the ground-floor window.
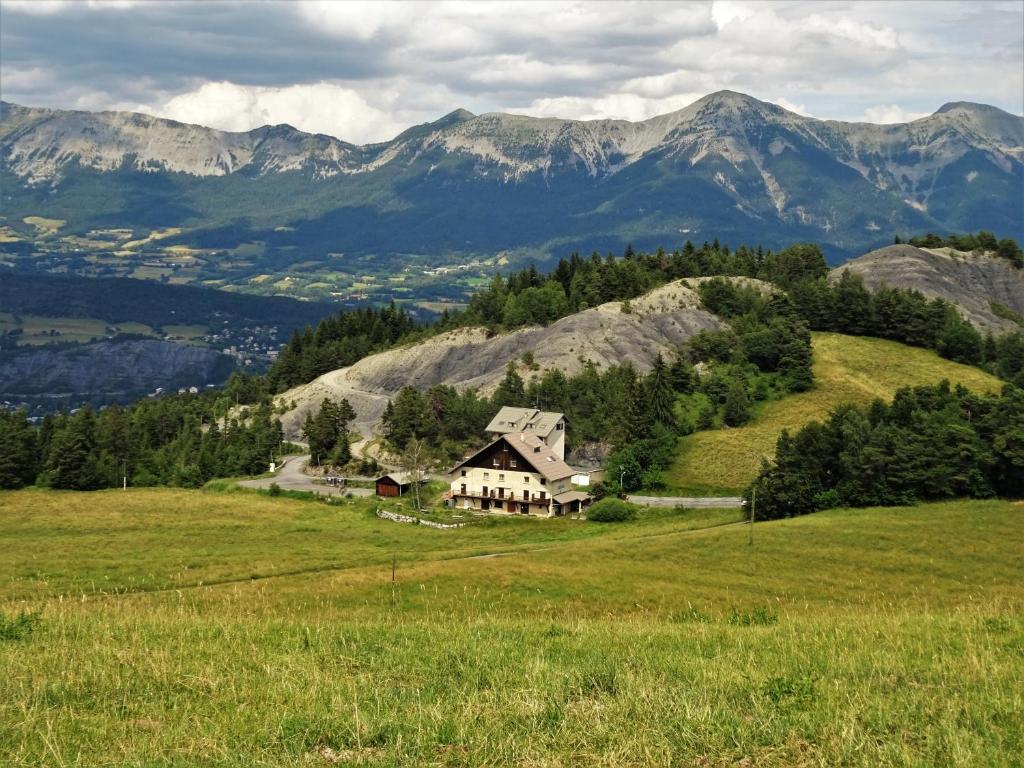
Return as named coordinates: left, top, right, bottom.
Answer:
left=519, top=503, right=529, bottom=514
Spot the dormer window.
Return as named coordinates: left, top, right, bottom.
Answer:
left=510, top=459, right=517, bottom=468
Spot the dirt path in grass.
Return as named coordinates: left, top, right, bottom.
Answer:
left=66, top=518, right=747, bottom=601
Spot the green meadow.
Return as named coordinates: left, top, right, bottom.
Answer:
left=1, top=487, right=1021, bottom=766
left=667, top=333, right=1004, bottom=494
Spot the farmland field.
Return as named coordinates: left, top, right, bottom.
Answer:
left=1, top=487, right=1021, bottom=766
left=667, top=333, right=1004, bottom=494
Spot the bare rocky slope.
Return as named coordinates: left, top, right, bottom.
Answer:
left=275, top=280, right=729, bottom=441
left=831, top=245, right=1024, bottom=332
left=0, top=338, right=232, bottom=411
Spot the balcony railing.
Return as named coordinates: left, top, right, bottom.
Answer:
left=453, top=489, right=549, bottom=503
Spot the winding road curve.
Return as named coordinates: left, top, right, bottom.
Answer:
left=237, top=455, right=374, bottom=497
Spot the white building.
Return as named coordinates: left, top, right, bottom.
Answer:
left=448, top=431, right=589, bottom=517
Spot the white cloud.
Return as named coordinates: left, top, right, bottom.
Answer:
left=137, top=81, right=405, bottom=144
left=711, top=1, right=754, bottom=30
left=771, top=97, right=812, bottom=117
left=856, top=104, right=931, bottom=124
left=525, top=92, right=705, bottom=122
left=2, top=0, right=137, bottom=12
left=1, top=0, right=69, bottom=14
left=2, top=0, right=1020, bottom=142
left=297, top=0, right=409, bottom=41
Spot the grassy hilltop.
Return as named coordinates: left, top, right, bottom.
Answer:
left=667, top=332, right=1004, bottom=494
left=1, top=487, right=1022, bottom=766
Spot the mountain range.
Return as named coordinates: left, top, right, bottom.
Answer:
left=2, top=91, right=1022, bottom=267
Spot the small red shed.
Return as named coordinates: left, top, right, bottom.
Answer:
left=375, top=472, right=413, bottom=497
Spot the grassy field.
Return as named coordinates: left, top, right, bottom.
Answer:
left=667, top=333, right=1004, bottom=494
left=0, top=314, right=162, bottom=346
left=1, top=487, right=1021, bottom=766
left=0, top=315, right=209, bottom=346
left=21, top=215, right=65, bottom=235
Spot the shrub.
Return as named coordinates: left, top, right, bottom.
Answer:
left=268, top=483, right=282, bottom=497
left=587, top=498, right=637, bottom=523
left=728, top=606, right=779, bottom=626
left=0, top=609, right=41, bottom=641
left=763, top=675, right=815, bottom=703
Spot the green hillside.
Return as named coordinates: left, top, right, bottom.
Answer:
left=668, top=332, right=1004, bottom=494
left=0, top=488, right=1020, bottom=766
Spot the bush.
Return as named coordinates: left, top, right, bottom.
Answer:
left=587, top=498, right=637, bottom=523
left=0, top=609, right=41, bottom=641
left=728, top=606, right=779, bottom=626
left=268, top=483, right=282, bottom=497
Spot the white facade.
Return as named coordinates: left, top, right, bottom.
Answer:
left=453, top=465, right=570, bottom=516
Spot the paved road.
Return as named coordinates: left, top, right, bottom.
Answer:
left=237, top=455, right=374, bottom=497
left=626, top=495, right=744, bottom=508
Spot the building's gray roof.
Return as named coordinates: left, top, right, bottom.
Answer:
left=553, top=490, right=590, bottom=505
left=448, top=431, right=575, bottom=482
left=485, top=407, right=564, bottom=438
left=376, top=472, right=414, bottom=485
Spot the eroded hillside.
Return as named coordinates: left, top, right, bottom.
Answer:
left=276, top=280, right=727, bottom=440
left=831, top=244, right=1024, bottom=331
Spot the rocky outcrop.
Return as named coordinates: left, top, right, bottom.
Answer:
left=275, top=280, right=726, bottom=440
left=0, top=339, right=233, bottom=400
left=831, top=245, right=1024, bottom=332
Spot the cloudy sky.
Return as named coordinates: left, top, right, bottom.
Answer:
left=1, top=0, right=1021, bottom=144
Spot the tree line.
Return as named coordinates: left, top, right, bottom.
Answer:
left=0, top=395, right=286, bottom=491
left=903, top=230, right=1023, bottom=268
left=748, top=381, right=1024, bottom=518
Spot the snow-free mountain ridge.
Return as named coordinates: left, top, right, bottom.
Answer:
left=2, top=91, right=1021, bottom=261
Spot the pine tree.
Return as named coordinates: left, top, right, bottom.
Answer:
left=47, top=408, right=104, bottom=490
left=723, top=380, right=751, bottom=427
left=0, top=410, right=38, bottom=489
left=493, top=363, right=526, bottom=408
left=646, top=355, right=677, bottom=429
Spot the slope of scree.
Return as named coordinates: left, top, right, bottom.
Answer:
left=275, top=280, right=727, bottom=440
left=831, top=244, right=1024, bottom=332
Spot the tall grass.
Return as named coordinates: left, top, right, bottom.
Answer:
left=0, top=489, right=1021, bottom=766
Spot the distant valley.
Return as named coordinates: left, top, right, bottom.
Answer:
left=0, top=273, right=334, bottom=414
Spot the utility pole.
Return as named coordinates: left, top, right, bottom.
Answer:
left=748, top=486, right=756, bottom=546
